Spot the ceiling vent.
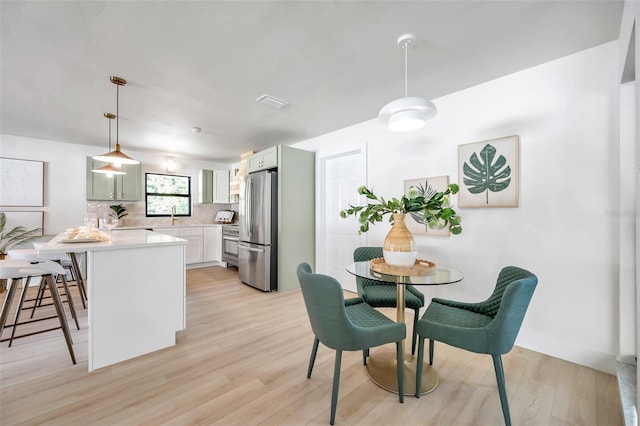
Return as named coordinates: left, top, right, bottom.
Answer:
left=256, top=94, right=288, bottom=109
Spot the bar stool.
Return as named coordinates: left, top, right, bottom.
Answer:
left=0, top=259, right=76, bottom=364
left=7, top=249, right=80, bottom=330
left=67, top=252, right=88, bottom=309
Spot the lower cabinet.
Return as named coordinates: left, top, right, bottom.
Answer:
left=181, top=228, right=204, bottom=264
left=154, top=226, right=222, bottom=266
left=203, top=226, right=222, bottom=262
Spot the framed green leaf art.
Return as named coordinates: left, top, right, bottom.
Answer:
left=404, top=175, right=451, bottom=236
left=458, top=135, right=519, bottom=208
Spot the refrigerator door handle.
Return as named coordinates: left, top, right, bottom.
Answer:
left=246, top=179, right=252, bottom=238
left=238, top=243, right=265, bottom=253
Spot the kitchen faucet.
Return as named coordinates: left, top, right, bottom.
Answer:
left=171, top=205, right=177, bottom=225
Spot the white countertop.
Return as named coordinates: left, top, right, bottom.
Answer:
left=152, top=224, right=227, bottom=229
left=115, top=224, right=235, bottom=230
left=35, top=229, right=187, bottom=254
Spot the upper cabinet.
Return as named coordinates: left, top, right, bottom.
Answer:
left=213, top=170, right=230, bottom=203
left=199, top=169, right=230, bottom=204
left=229, top=166, right=240, bottom=203
left=199, top=169, right=214, bottom=203
left=247, top=146, right=278, bottom=173
left=86, top=157, right=142, bottom=201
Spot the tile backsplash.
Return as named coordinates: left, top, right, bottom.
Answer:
left=86, top=201, right=238, bottom=228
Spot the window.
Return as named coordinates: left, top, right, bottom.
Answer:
left=145, top=173, right=191, bottom=217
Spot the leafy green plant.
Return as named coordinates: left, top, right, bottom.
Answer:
left=340, top=183, right=462, bottom=235
left=109, top=204, right=128, bottom=220
left=0, top=212, right=42, bottom=254
left=463, top=143, right=511, bottom=204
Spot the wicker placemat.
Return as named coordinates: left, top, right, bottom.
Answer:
left=369, top=257, right=436, bottom=276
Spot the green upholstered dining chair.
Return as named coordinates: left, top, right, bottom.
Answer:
left=296, top=263, right=406, bottom=425
left=353, top=246, right=424, bottom=355
left=415, top=266, right=538, bottom=426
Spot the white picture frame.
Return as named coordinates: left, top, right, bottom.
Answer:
left=0, top=158, right=45, bottom=207
left=2, top=211, right=44, bottom=235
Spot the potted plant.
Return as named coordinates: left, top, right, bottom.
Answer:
left=340, top=182, right=462, bottom=267
left=109, top=204, right=128, bottom=220
left=0, top=212, right=43, bottom=259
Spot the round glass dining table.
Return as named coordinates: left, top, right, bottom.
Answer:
left=346, top=261, right=464, bottom=395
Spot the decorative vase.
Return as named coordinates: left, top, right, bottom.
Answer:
left=383, top=213, right=417, bottom=267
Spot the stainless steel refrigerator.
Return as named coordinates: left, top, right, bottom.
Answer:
left=238, top=170, right=278, bottom=291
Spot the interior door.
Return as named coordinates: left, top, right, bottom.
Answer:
left=321, top=150, right=366, bottom=293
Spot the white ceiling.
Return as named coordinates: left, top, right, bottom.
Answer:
left=0, top=1, right=624, bottom=163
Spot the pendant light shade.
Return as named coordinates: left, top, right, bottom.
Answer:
left=93, top=113, right=126, bottom=175
left=379, top=97, right=437, bottom=132
left=92, top=162, right=126, bottom=175
left=93, top=142, right=139, bottom=165
left=378, top=34, right=437, bottom=132
left=93, top=76, right=139, bottom=165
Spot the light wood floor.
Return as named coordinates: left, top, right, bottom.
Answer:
left=1, top=266, right=623, bottom=425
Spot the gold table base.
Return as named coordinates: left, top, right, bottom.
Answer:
left=365, top=347, right=438, bottom=395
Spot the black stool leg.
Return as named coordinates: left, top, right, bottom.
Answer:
left=0, top=278, right=21, bottom=341
left=69, top=253, right=87, bottom=309
left=8, top=276, right=32, bottom=347
left=30, top=279, right=47, bottom=319
left=59, top=274, right=80, bottom=330
left=45, top=274, right=76, bottom=364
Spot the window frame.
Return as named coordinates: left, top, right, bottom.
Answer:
left=144, top=172, right=192, bottom=217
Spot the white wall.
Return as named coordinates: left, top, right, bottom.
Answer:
left=295, top=41, right=621, bottom=373
left=0, top=134, right=230, bottom=233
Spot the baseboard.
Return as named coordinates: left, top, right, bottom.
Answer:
left=186, top=261, right=226, bottom=270
left=517, top=329, right=616, bottom=375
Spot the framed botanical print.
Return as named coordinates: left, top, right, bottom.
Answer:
left=404, top=175, right=450, bottom=236
left=458, top=135, right=519, bottom=208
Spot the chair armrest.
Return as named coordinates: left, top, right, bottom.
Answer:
left=345, top=297, right=365, bottom=307
left=431, top=297, right=487, bottom=314
left=406, top=285, right=425, bottom=304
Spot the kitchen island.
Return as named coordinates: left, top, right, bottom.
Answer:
left=35, top=229, right=187, bottom=371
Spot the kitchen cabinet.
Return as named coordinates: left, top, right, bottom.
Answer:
left=153, top=227, right=203, bottom=264
left=156, top=228, right=179, bottom=238
left=86, top=157, right=142, bottom=201
left=247, top=146, right=278, bottom=173
left=229, top=167, right=240, bottom=203
left=203, top=225, right=222, bottom=262
left=199, top=169, right=230, bottom=204
left=213, top=170, right=230, bottom=203
left=154, top=226, right=223, bottom=266
left=181, top=227, right=204, bottom=264
left=199, top=169, right=213, bottom=203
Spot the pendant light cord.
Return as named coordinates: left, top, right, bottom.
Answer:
left=108, top=117, right=112, bottom=151
left=404, top=41, right=408, bottom=98
left=116, top=84, right=119, bottom=146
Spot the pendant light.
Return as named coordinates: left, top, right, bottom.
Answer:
left=92, top=113, right=126, bottom=176
left=93, top=76, right=140, bottom=165
left=378, top=34, right=437, bottom=132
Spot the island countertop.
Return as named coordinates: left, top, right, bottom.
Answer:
left=35, top=229, right=187, bottom=253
